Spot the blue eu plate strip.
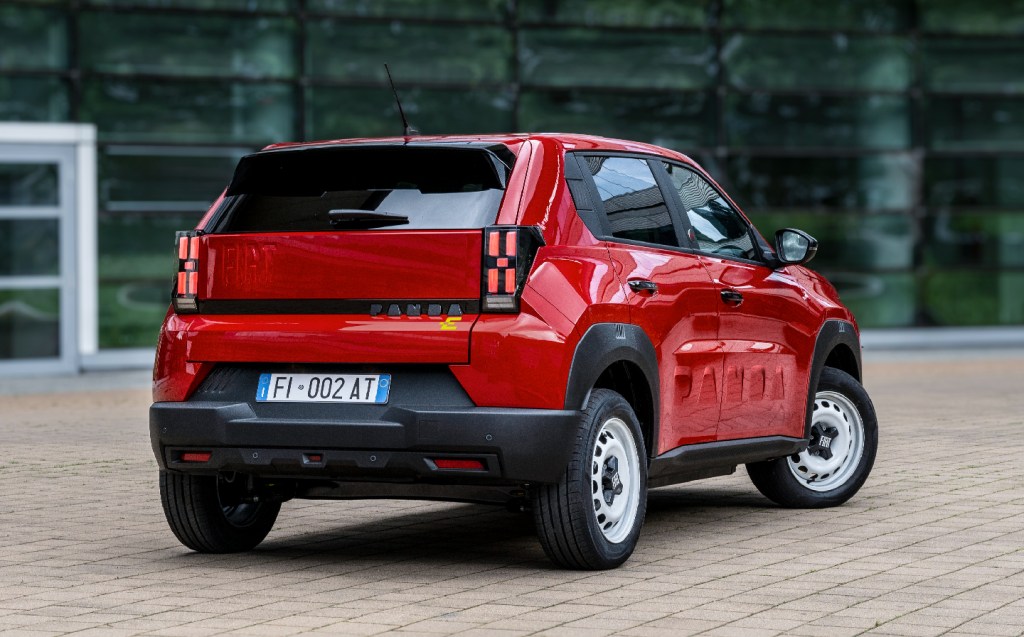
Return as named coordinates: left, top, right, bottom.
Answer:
left=376, top=374, right=391, bottom=403
left=256, top=373, right=271, bottom=401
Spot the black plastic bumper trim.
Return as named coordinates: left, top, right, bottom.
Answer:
left=151, top=401, right=579, bottom=484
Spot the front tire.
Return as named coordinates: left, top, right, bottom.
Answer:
left=747, top=366, right=877, bottom=508
left=533, top=389, right=647, bottom=569
left=160, top=471, right=280, bottom=553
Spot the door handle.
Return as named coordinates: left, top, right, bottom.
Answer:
left=628, top=279, right=658, bottom=295
left=720, top=289, right=744, bottom=307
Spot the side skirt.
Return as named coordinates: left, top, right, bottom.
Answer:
left=648, top=436, right=806, bottom=489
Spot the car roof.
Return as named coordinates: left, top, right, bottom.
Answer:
left=261, top=133, right=701, bottom=170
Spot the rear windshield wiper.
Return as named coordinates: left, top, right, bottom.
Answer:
left=328, top=209, right=410, bottom=229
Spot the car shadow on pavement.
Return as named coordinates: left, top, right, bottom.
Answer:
left=161, top=486, right=778, bottom=568
left=247, top=502, right=549, bottom=567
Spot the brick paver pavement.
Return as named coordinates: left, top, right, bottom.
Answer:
left=1, top=352, right=1023, bottom=636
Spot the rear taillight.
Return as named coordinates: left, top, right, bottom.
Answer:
left=173, top=230, right=201, bottom=314
left=482, top=225, right=544, bottom=313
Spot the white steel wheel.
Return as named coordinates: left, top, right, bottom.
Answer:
left=533, top=388, right=648, bottom=569
left=787, top=390, right=865, bottom=492
left=590, top=416, right=642, bottom=544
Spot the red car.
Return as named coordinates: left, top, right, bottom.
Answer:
left=151, top=134, right=878, bottom=569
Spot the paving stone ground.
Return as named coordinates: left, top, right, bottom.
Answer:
left=1, top=351, right=1023, bottom=636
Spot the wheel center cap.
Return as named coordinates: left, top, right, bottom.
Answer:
left=602, top=456, right=623, bottom=505
left=808, top=423, right=840, bottom=460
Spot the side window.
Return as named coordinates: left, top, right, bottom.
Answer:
left=587, top=156, right=680, bottom=248
left=663, top=162, right=757, bottom=260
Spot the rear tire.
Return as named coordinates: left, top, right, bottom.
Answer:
left=160, top=471, right=280, bottom=552
left=533, top=389, right=647, bottom=569
left=747, top=367, right=877, bottom=508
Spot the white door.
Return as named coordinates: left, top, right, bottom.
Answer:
left=0, top=143, right=77, bottom=375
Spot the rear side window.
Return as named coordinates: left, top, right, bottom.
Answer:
left=587, top=156, right=679, bottom=247
left=215, top=145, right=510, bottom=233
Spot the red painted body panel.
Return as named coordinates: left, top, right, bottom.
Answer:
left=201, top=231, right=482, bottom=300
left=168, top=313, right=477, bottom=365
left=699, top=257, right=819, bottom=441
left=153, top=311, right=213, bottom=402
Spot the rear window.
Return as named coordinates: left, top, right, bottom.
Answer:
left=214, top=145, right=511, bottom=233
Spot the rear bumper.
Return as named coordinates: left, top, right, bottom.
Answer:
left=150, top=401, right=579, bottom=484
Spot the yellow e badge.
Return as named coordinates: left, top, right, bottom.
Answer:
left=440, top=316, right=462, bottom=331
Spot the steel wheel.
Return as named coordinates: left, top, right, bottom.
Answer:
left=533, top=388, right=648, bottom=569
left=787, top=390, right=865, bottom=492
left=590, top=416, right=641, bottom=544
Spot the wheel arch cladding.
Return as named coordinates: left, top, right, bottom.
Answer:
left=806, top=319, right=862, bottom=440
left=564, top=323, right=660, bottom=458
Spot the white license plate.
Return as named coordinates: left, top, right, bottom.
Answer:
left=256, top=373, right=391, bottom=403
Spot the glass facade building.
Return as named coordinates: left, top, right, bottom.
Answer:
left=1, top=0, right=1022, bottom=353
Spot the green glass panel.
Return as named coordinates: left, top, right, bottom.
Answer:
left=926, top=157, right=1024, bottom=208
left=919, top=0, right=1024, bottom=35
left=726, top=94, right=909, bottom=149
left=306, top=86, right=514, bottom=140
left=520, top=29, right=714, bottom=89
left=726, top=154, right=915, bottom=211
left=0, top=76, right=68, bottom=121
left=0, top=288, right=60, bottom=360
left=97, top=213, right=197, bottom=349
left=519, top=89, right=715, bottom=149
left=924, top=271, right=1024, bottom=325
left=308, top=0, right=505, bottom=19
left=746, top=211, right=913, bottom=271
left=725, top=34, right=912, bottom=91
left=831, top=272, right=915, bottom=327
left=99, top=147, right=249, bottom=212
left=0, top=219, right=59, bottom=276
left=518, top=0, right=708, bottom=28
left=81, top=79, right=294, bottom=144
left=0, top=6, right=66, bottom=71
left=924, top=39, right=1024, bottom=94
left=927, top=97, right=1024, bottom=151
left=98, top=212, right=203, bottom=280
left=722, top=0, right=912, bottom=31
left=925, top=213, right=1024, bottom=268
left=80, top=12, right=295, bottom=78
left=0, top=163, right=58, bottom=206
left=98, top=280, right=167, bottom=349
left=308, top=22, right=512, bottom=84
left=86, top=0, right=292, bottom=9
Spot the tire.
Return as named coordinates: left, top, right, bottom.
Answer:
left=159, top=471, right=281, bottom=553
left=747, top=366, right=878, bottom=508
left=533, top=389, right=647, bottom=569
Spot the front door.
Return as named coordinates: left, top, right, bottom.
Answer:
left=658, top=160, right=816, bottom=441
left=0, top=144, right=77, bottom=375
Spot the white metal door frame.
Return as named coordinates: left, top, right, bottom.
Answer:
left=0, top=123, right=97, bottom=377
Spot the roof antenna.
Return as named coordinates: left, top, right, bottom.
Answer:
left=385, top=63, right=418, bottom=137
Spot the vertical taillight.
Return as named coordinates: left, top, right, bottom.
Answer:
left=173, top=230, right=200, bottom=314
left=482, top=225, right=543, bottom=313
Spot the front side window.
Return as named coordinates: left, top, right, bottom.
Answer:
left=588, top=156, right=680, bottom=247
left=663, top=162, right=757, bottom=260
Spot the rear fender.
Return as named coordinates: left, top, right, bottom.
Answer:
left=564, top=323, right=660, bottom=456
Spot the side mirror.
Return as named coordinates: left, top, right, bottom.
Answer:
left=773, top=228, right=818, bottom=267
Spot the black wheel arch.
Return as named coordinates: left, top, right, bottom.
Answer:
left=806, top=319, right=862, bottom=440
left=564, top=323, right=660, bottom=458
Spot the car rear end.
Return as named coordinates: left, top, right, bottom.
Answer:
left=150, top=141, right=578, bottom=504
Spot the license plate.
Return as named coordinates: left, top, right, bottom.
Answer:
left=256, top=373, right=391, bottom=404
